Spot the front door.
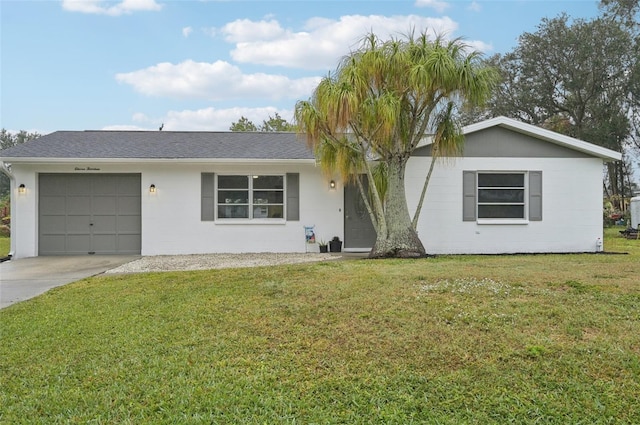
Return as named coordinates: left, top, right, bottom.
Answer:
left=344, top=180, right=376, bottom=250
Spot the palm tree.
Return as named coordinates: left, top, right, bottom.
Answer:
left=295, top=31, right=497, bottom=258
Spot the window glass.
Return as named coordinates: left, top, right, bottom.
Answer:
left=478, top=189, right=524, bottom=203
left=253, top=191, right=284, bottom=204
left=218, top=205, right=249, bottom=219
left=217, top=175, right=284, bottom=220
left=219, top=190, right=248, bottom=204
left=478, top=205, right=524, bottom=219
left=477, top=172, right=525, bottom=219
left=253, top=175, right=283, bottom=189
left=218, top=175, right=248, bottom=189
left=478, top=173, right=524, bottom=187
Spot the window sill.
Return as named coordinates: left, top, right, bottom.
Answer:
left=214, top=219, right=286, bottom=225
left=477, top=219, right=529, bottom=225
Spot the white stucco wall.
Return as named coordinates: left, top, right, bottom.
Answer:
left=7, top=154, right=607, bottom=257
left=8, top=161, right=344, bottom=258
left=8, top=170, right=38, bottom=258
left=140, top=162, right=343, bottom=255
left=406, top=156, right=605, bottom=254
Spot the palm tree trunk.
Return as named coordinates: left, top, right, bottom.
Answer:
left=369, top=157, right=426, bottom=258
left=412, top=147, right=438, bottom=229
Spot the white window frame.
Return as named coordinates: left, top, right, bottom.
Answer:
left=215, top=174, right=285, bottom=222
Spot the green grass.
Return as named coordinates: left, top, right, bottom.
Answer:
left=0, top=236, right=9, bottom=257
left=1, top=229, right=639, bottom=424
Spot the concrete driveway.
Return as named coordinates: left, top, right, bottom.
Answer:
left=0, top=255, right=138, bottom=309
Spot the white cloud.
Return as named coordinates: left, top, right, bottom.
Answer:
left=219, top=19, right=286, bottom=43
left=164, top=106, right=294, bottom=131
left=414, top=0, right=451, bottom=13
left=115, top=14, right=492, bottom=101
left=62, top=0, right=162, bottom=16
left=467, top=39, right=493, bottom=53
left=468, top=1, right=482, bottom=12
left=104, top=107, right=293, bottom=131
left=182, top=26, right=193, bottom=38
left=221, top=14, right=460, bottom=70
left=101, top=124, right=150, bottom=131
left=115, top=60, right=321, bottom=100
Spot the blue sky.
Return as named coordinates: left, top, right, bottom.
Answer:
left=1, top=0, right=602, bottom=134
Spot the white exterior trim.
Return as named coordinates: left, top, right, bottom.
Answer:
left=1, top=157, right=317, bottom=165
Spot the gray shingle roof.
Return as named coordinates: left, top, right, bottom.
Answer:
left=0, top=131, right=315, bottom=160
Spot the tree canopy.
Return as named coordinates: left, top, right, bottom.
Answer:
left=0, top=129, right=41, bottom=197
left=295, top=31, right=497, bottom=258
left=463, top=3, right=640, bottom=199
left=230, top=113, right=295, bottom=132
left=229, top=116, right=257, bottom=132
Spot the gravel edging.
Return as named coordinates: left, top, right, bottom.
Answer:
left=105, top=253, right=342, bottom=274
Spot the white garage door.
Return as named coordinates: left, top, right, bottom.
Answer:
left=39, top=174, right=141, bottom=255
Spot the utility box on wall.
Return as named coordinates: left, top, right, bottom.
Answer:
left=631, top=196, right=640, bottom=228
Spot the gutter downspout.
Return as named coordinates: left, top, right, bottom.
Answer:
left=0, top=161, right=15, bottom=259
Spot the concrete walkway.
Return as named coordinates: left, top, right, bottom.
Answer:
left=0, top=256, right=138, bottom=309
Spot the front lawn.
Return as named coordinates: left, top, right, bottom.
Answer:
left=1, top=229, right=639, bottom=423
left=0, top=236, right=9, bottom=257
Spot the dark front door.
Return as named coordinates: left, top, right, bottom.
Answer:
left=344, top=180, right=376, bottom=250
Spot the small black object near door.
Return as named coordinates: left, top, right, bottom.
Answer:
left=329, top=237, right=342, bottom=252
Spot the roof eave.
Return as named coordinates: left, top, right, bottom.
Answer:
left=0, top=157, right=317, bottom=164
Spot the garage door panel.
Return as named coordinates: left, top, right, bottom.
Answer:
left=40, top=196, right=66, bottom=214
left=93, top=176, right=118, bottom=194
left=39, top=174, right=141, bottom=255
left=66, top=235, right=92, bottom=253
left=92, top=215, right=116, bottom=232
left=118, top=176, right=141, bottom=195
left=66, top=215, right=91, bottom=232
left=40, top=215, right=66, bottom=232
left=40, top=175, right=68, bottom=195
left=118, top=196, right=141, bottom=215
left=117, top=216, right=141, bottom=232
left=67, top=196, right=92, bottom=214
left=40, top=235, right=67, bottom=254
left=66, top=176, right=92, bottom=195
left=93, top=196, right=118, bottom=214
left=118, top=235, right=142, bottom=253
left=92, top=235, right=117, bottom=253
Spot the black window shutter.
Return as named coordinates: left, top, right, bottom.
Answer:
left=201, top=173, right=215, bottom=221
left=462, top=171, right=477, bottom=221
left=286, top=173, right=300, bottom=221
left=529, top=171, right=542, bottom=221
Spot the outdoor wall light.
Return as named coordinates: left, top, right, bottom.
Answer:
left=329, top=180, right=336, bottom=190
left=18, top=184, right=26, bottom=194
left=149, top=184, right=156, bottom=193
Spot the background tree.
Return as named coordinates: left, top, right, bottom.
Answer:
left=600, top=0, right=640, bottom=27
left=260, top=113, right=296, bottom=132
left=0, top=129, right=41, bottom=197
left=296, top=31, right=496, bottom=258
left=229, top=116, right=258, bottom=132
left=230, top=113, right=295, bottom=132
left=461, top=8, right=640, bottom=202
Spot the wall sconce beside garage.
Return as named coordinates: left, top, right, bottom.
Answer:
left=149, top=184, right=156, bottom=193
left=18, top=184, right=26, bottom=194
